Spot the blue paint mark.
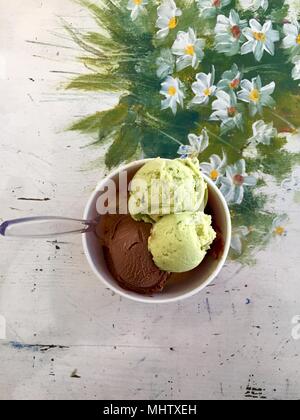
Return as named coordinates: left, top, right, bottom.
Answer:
left=9, top=341, right=69, bottom=352
left=10, top=341, right=39, bottom=351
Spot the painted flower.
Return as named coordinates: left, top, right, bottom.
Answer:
left=292, top=56, right=300, bottom=81
left=238, top=0, right=268, bottom=11
left=156, top=49, right=175, bottom=79
left=172, top=28, right=205, bottom=71
left=127, top=0, right=148, bottom=21
left=156, top=0, right=182, bottom=39
left=241, top=19, right=280, bottom=62
left=210, top=90, right=243, bottom=133
left=248, top=120, right=277, bottom=145
left=178, top=128, right=209, bottom=158
left=231, top=226, right=250, bottom=254
left=215, top=9, right=247, bottom=56
left=242, top=141, right=258, bottom=159
left=197, top=0, right=231, bottom=19
left=283, top=20, right=300, bottom=53
left=160, top=76, right=185, bottom=115
left=217, top=64, right=242, bottom=92
left=242, top=120, right=276, bottom=159
left=200, top=153, right=227, bottom=184
left=220, top=159, right=257, bottom=205
left=272, top=215, right=288, bottom=237
left=237, top=75, right=275, bottom=116
left=253, top=0, right=268, bottom=10
left=286, top=1, right=300, bottom=20
left=191, top=66, right=216, bottom=106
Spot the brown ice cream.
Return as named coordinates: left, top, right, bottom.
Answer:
left=98, top=214, right=170, bottom=294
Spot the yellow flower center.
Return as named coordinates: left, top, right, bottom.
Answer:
left=275, top=226, right=285, bottom=236
left=210, top=169, right=219, bottom=181
left=168, top=17, right=177, bottom=29
left=133, top=0, right=143, bottom=4
left=203, top=87, right=212, bottom=96
left=168, top=86, right=177, bottom=96
left=296, top=34, right=300, bottom=44
left=253, top=32, right=266, bottom=42
left=185, top=44, right=195, bottom=56
left=249, top=89, right=260, bottom=102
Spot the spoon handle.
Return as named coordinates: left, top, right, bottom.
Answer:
left=0, top=216, right=96, bottom=238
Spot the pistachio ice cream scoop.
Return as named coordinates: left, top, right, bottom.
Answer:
left=148, top=212, right=216, bottom=273
left=128, top=158, right=207, bottom=223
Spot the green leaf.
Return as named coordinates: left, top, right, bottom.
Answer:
left=67, top=73, right=128, bottom=92
left=269, top=3, right=288, bottom=23
left=105, top=124, right=141, bottom=168
left=141, top=128, right=179, bottom=159
left=69, top=112, right=104, bottom=133
left=83, top=32, right=119, bottom=51
left=99, top=104, right=129, bottom=137
left=69, top=104, right=128, bottom=134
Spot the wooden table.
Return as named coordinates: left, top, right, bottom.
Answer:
left=1, top=0, right=300, bottom=400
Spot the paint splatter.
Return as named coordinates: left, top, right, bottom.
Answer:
left=9, top=341, right=69, bottom=352
left=244, top=375, right=267, bottom=400
left=70, top=369, right=81, bottom=379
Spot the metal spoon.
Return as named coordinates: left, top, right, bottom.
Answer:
left=0, top=216, right=98, bottom=238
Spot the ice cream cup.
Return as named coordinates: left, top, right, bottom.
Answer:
left=83, top=159, right=231, bottom=304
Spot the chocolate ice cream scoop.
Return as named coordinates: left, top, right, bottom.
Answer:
left=98, top=214, right=169, bottom=294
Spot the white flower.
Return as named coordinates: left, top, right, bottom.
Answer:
left=172, top=28, right=205, bottom=71
left=286, top=1, right=300, bottom=20
left=248, top=120, right=277, bottom=145
left=283, top=21, right=300, bottom=51
left=178, top=128, right=209, bottom=157
left=242, top=119, right=276, bottom=159
left=191, top=66, right=216, bottom=106
left=156, top=49, right=175, bottom=79
left=292, top=56, right=300, bottom=81
left=127, top=0, right=148, bottom=21
left=210, top=90, right=243, bottom=133
left=272, top=215, right=289, bottom=237
left=238, top=0, right=268, bottom=11
left=217, top=63, right=242, bottom=92
left=242, top=141, right=258, bottom=159
left=215, top=9, right=247, bottom=56
left=200, top=153, right=227, bottom=184
left=197, top=0, right=231, bottom=19
left=156, top=0, right=182, bottom=39
left=252, top=0, right=268, bottom=10
left=231, top=226, right=250, bottom=254
left=237, top=75, right=275, bottom=117
left=237, top=0, right=253, bottom=9
left=160, top=76, right=185, bottom=115
left=220, top=159, right=257, bottom=205
left=241, top=19, right=280, bottom=62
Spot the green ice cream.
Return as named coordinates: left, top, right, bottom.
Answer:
left=128, top=158, right=207, bottom=223
left=148, top=212, right=216, bottom=273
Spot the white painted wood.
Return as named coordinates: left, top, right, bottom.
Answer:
left=0, top=0, right=300, bottom=400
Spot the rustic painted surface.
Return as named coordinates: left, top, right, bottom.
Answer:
left=0, top=0, right=300, bottom=400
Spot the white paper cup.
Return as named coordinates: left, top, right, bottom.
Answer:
left=82, top=159, right=231, bottom=304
